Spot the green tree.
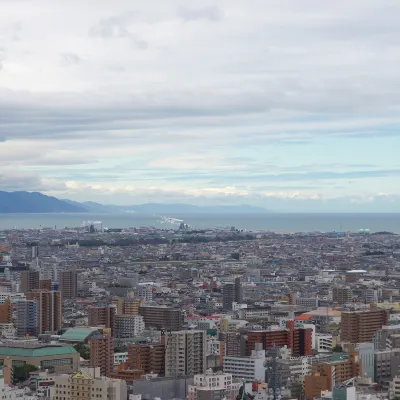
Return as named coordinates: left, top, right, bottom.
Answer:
left=12, top=364, right=38, bottom=384
left=74, top=343, right=90, bottom=360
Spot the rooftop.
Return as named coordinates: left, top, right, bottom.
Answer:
left=0, top=345, right=78, bottom=358
left=59, top=328, right=100, bottom=342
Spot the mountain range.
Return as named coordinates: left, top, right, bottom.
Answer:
left=0, top=191, right=269, bottom=214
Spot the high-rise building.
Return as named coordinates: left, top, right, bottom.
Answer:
left=20, top=270, right=39, bottom=294
left=341, top=308, right=388, bottom=343
left=332, top=286, right=353, bottom=304
left=114, top=315, right=145, bottom=338
left=164, top=330, right=207, bottom=377
left=188, top=370, right=241, bottom=400
left=139, top=305, right=183, bottom=331
left=31, top=245, right=39, bottom=259
left=53, top=368, right=127, bottom=400
left=114, top=298, right=141, bottom=316
left=16, top=300, right=39, bottom=337
left=59, top=269, right=78, bottom=298
left=127, top=343, right=165, bottom=376
left=89, top=336, right=114, bottom=377
left=222, top=277, right=242, bottom=310
left=88, top=305, right=116, bottom=334
left=26, top=290, right=62, bottom=334
left=136, top=284, right=153, bottom=302
left=246, top=322, right=312, bottom=357
left=309, top=351, right=362, bottom=391
left=223, top=344, right=266, bottom=381
left=39, top=279, right=52, bottom=291
left=0, top=298, right=12, bottom=323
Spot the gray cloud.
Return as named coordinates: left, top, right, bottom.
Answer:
left=178, top=6, right=223, bottom=22
left=60, top=53, right=82, bottom=66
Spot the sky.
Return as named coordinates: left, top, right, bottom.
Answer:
left=0, top=0, right=400, bottom=212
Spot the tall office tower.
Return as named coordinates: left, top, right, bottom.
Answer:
left=139, top=305, right=183, bottom=331
left=26, top=290, right=62, bottom=334
left=16, top=300, right=39, bottom=337
left=164, top=330, right=207, bottom=377
left=0, top=298, right=12, bottom=323
left=20, top=270, right=40, bottom=294
left=88, top=305, right=116, bottom=334
left=222, top=277, right=242, bottom=310
left=341, top=308, right=388, bottom=343
left=128, top=343, right=165, bottom=376
left=332, top=286, right=353, bottom=304
left=89, top=335, right=114, bottom=377
left=59, top=269, right=78, bottom=298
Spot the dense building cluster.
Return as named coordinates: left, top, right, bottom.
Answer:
left=0, top=225, right=399, bottom=399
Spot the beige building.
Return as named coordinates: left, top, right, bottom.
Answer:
left=53, top=367, right=127, bottom=400
left=164, top=330, right=207, bottom=377
left=0, top=343, right=79, bottom=373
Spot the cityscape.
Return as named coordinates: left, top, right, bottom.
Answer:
left=0, top=222, right=398, bottom=399
left=1, top=0, right=400, bottom=399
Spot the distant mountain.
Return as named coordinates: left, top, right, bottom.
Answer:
left=0, top=191, right=86, bottom=213
left=0, top=191, right=271, bottom=214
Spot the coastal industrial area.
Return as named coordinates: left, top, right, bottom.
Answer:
left=0, top=222, right=399, bottom=400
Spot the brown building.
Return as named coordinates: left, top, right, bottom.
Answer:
left=341, top=308, right=388, bottom=343
left=20, top=270, right=39, bottom=294
left=39, top=279, right=52, bottom=291
left=332, top=286, right=353, bottom=304
left=110, top=362, right=143, bottom=382
left=89, top=335, right=114, bottom=377
left=59, top=269, right=78, bottom=298
left=127, top=343, right=165, bottom=376
left=0, top=298, right=12, bottom=323
left=88, top=305, right=116, bottom=335
left=304, top=373, right=329, bottom=400
left=26, top=290, right=62, bottom=334
left=114, top=298, right=142, bottom=316
left=247, top=322, right=312, bottom=357
left=139, top=305, right=183, bottom=331
left=306, top=351, right=361, bottom=397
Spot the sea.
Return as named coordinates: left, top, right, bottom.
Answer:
left=0, top=213, right=399, bottom=233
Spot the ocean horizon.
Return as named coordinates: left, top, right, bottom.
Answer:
left=0, top=212, right=399, bottom=233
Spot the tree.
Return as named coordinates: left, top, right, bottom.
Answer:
left=74, top=343, right=90, bottom=360
left=12, top=364, right=38, bottom=384
left=332, top=345, right=343, bottom=352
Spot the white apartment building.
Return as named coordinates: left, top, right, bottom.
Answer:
left=53, top=368, right=127, bottom=400
left=207, top=337, right=221, bottom=356
left=316, top=333, right=333, bottom=353
left=114, top=315, right=145, bottom=338
left=0, top=292, right=25, bottom=304
left=188, top=370, right=241, bottom=400
left=223, top=345, right=265, bottom=381
left=114, top=352, right=128, bottom=365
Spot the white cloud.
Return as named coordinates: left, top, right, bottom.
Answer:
left=0, top=0, right=400, bottom=210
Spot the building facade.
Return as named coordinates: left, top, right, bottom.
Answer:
left=89, top=335, right=114, bottom=377
left=164, top=330, right=207, bottom=377
left=53, top=368, right=127, bottom=400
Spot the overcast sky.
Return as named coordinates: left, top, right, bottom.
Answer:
left=1, top=0, right=399, bottom=211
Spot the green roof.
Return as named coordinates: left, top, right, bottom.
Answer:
left=59, top=328, right=99, bottom=342
left=0, top=346, right=78, bottom=358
